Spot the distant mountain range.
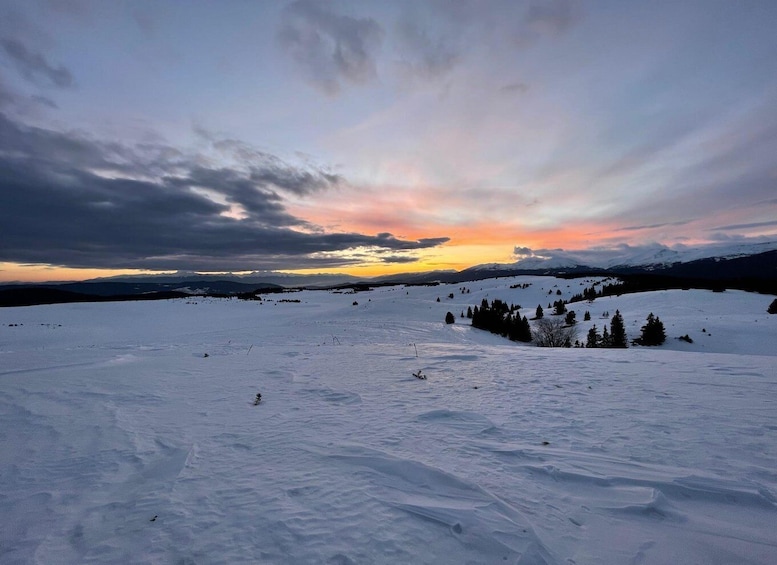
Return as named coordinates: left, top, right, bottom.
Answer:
left=1, top=242, right=775, bottom=307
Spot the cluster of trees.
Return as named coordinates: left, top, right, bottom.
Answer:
left=552, top=299, right=567, bottom=315
left=568, top=278, right=618, bottom=303
left=633, top=313, right=666, bottom=346
left=584, top=310, right=628, bottom=348
left=463, top=295, right=673, bottom=349
left=470, top=299, right=532, bottom=342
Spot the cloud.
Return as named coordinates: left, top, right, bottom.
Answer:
left=199, top=132, right=343, bottom=196
left=0, top=77, right=16, bottom=108
left=0, top=74, right=59, bottom=114
left=278, top=0, right=384, bottom=95
left=710, top=220, right=777, bottom=232
left=0, top=37, right=74, bottom=88
left=512, top=243, right=680, bottom=269
left=0, top=112, right=449, bottom=272
left=525, top=0, right=582, bottom=35
left=29, top=94, right=58, bottom=109
left=132, top=8, right=156, bottom=38
left=378, top=255, right=421, bottom=264
left=500, top=82, right=529, bottom=94
left=394, top=16, right=459, bottom=82
left=612, top=221, right=691, bottom=233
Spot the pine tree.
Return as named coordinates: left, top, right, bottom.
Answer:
left=601, top=325, right=610, bottom=347
left=564, top=310, right=576, bottom=325
left=466, top=306, right=473, bottom=319
left=768, top=298, right=777, bottom=314
left=535, top=304, right=544, bottom=319
left=584, top=310, right=591, bottom=321
left=637, top=313, right=666, bottom=345
left=445, top=311, right=455, bottom=324
left=586, top=325, right=600, bottom=348
left=609, top=310, right=628, bottom=348
left=518, top=315, right=532, bottom=342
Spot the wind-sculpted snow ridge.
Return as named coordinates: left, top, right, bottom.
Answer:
left=305, top=443, right=555, bottom=564
left=1, top=278, right=776, bottom=563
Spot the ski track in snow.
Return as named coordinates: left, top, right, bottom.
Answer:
left=1, top=277, right=776, bottom=564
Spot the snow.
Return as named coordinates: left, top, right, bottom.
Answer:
left=504, top=239, right=777, bottom=270
left=2, top=276, right=776, bottom=564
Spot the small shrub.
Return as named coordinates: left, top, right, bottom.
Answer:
left=534, top=317, right=578, bottom=347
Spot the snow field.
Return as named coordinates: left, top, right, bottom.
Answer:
left=1, top=277, right=776, bottom=564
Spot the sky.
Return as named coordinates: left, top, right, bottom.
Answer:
left=1, top=0, right=776, bottom=282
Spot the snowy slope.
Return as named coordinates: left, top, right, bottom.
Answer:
left=501, top=240, right=777, bottom=271
left=1, top=278, right=776, bottom=564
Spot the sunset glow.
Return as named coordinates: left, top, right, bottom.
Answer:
left=1, top=1, right=776, bottom=282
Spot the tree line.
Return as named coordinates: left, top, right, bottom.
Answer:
left=458, top=299, right=667, bottom=348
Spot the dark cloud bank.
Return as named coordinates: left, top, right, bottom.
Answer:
left=0, top=113, right=448, bottom=272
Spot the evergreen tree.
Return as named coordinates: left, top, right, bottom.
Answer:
left=535, top=304, right=544, bottom=319
left=518, top=315, right=532, bottom=342
left=584, top=310, right=591, bottom=321
left=466, top=306, right=473, bottom=319
left=445, top=311, right=455, bottom=324
left=768, top=298, right=777, bottom=314
left=636, top=313, right=666, bottom=345
left=553, top=300, right=567, bottom=315
left=564, top=310, right=576, bottom=325
left=586, top=325, right=600, bottom=348
left=609, top=310, right=628, bottom=348
left=601, top=325, right=610, bottom=347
